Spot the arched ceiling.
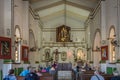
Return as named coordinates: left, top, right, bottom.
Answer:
left=30, top=0, right=100, bottom=28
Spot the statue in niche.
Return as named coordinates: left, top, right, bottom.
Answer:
left=61, top=27, right=68, bottom=41
left=45, top=49, right=50, bottom=61
left=61, top=51, right=67, bottom=61
left=56, top=25, right=71, bottom=42
left=53, top=49, right=60, bottom=61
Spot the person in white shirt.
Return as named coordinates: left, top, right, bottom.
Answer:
left=91, top=71, right=104, bottom=80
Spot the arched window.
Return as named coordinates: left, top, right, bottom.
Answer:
left=109, top=26, right=116, bottom=62
left=14, top=25, right=22, bottom=63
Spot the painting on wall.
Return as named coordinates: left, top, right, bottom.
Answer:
left=22, top=46, right=29, bottom=61
left=101, top=46, right=108, bottom=60
left=0, top=37, right=11, bottom=59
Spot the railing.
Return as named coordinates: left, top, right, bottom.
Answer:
left=42, top=42, right=86, bottom=48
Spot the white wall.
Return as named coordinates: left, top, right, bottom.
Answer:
left=86, top=0, right=120, bottom=65
left=0, top=0, right=11, bottom=37
left=29, top=10, right=42, bottom=66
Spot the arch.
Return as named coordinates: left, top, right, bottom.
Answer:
left=109, top=25, right=115, bottom=38
left=15, top=25, right=21, bottom=38
left=93, top=29, right=101, bottom=66
left=14, top=25, right=22, bottom=63
left=93, top=29, right=101, bottom=50
left=29, top=29, right=36, bottom=51
left=109, top=25, right=116, bottom=62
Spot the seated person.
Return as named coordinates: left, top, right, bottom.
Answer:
left=4, top=69, right=16, bottom=80
left=19, top=66, right=31, bottom=76
left=49, top=66, right=56, bottom=75
left=24, top=68, right=39, bottom=80
left=41, top=67, right=46, bottom=72
left=76, top=66, right=82, bottom=80
left=46, top=65, right=51, bottom=72
left=72, top=63, right=77, bottom=73
left=84, top=61, right=91, bottom=70
left=36, top=70, right=42, bottom=76
left=91, top=71, right=104, bottom=80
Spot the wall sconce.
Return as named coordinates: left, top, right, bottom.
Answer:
left=111, top=39, right=119, bottom=47
left=14, top=35, right=22, bottom=43
left=92, top=46, right=101, bottom=51
left=108, top=34, right=119, bottom=47
left=29, top=47, right=41, bottom=52
left=29, top=47, right=37, bottom=52
left=96, top=46, right=101, bottom=51
left=87, top=47, right=91, bottom=51
left=107, top=36, right=120, bottom=47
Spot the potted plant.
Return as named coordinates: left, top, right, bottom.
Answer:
left=99, top=60, right=106, bottom=73
left=89, top=61, right=93, bottom=64
left=99, top=60, right=106, bottom=63
left=35, top=61, right=39, bottom=64
left=116, top=59, right=120, bottom=63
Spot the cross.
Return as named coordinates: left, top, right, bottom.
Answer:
left=53, top=49, right=60, bottom=61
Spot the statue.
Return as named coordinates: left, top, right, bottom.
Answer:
left=45, top=49, right=50, bottom=61
left=56, top=25, right=71, bottom=42
left=61, top=27, right=68, bottom=41
left=53, top=49, right=60, bottom=61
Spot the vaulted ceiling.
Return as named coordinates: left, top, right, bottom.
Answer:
left=30, top=0, right=100, bottom=28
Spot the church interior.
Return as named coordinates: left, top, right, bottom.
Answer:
left=0, top=0, right=120, bottom=80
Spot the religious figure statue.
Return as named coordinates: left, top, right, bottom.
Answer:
left=53, top=49, right=60, bottom=61
left=56, top=25, right=71, bottom=42
left=45, top=49, right=50, bottom=61
left=61, top=27, right=68, bottom=41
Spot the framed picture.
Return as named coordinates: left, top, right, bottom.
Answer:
left=56, top=25, right=71, bottom=42
left=101, top=46, right=108, bottom=60
left=22, top=46, right=29, bottom=61
left=0, top=37, right=11, bottom=59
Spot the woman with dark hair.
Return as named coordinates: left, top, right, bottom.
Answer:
left=3, top=69, right=16, bottom=80
left=24, top=68, right=39, bottom=80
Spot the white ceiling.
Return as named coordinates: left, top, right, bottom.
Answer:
left=30, top=0, right=100, bottom=28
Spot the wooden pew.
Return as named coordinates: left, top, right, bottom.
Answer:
left=81, top=73, right=113, bottom=80
left=16, top=72, right=54, bottom=80
left=40, top=76, right=53, bottom=80
left=16, top=76, right=25, bottom=80
left=40, top=72, right=53, bottom=80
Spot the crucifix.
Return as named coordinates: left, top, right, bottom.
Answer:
left=53, top=49, right=60, bottom=61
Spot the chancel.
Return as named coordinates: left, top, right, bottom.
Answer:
left=1, top=0, right=120, bottom=80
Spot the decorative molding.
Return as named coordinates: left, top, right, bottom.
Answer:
left=42, top=28, right=85, bottom=32
left=42, top=42, right=86, bottom=48
left=35, top=0, right=93, bottom=11
left=29, top=6, right=43, bottom=28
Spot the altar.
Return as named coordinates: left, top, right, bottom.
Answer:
left=57, top=63, right=72, bottom=80
left=58, top=71, right=72, bottom=80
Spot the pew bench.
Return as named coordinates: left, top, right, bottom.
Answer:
left=82, top=73, right=113, bottom=80
left=16, top=76, right=25, bottom=80
left=40, top=72, right=54, bottom=80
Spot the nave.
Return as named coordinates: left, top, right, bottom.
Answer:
left=1, top=0, right=120, bottom=80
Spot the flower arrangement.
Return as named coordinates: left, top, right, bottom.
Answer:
left=116, top=59, right=120, bottom=63
left=89, top=61, right=93, bottom=64
left=99, top=60, right=106, bottom=63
